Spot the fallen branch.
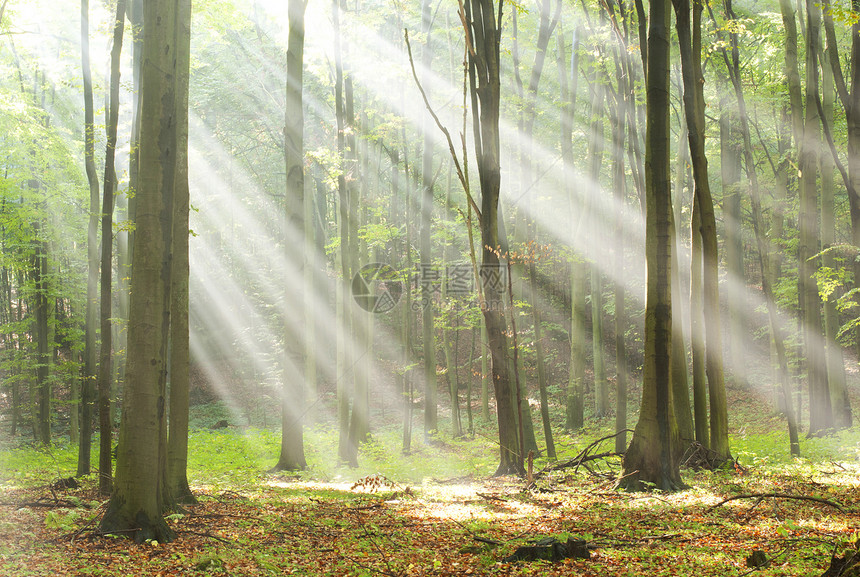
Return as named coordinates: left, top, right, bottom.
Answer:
left=536, top=430, right=630, bottom=479
left=17, top=498, right=79, bottom=509
left=708, top=493, right=844, bottom=513
left=476, top=492, right=507, bottom=502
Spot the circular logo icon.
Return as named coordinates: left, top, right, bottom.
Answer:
left=352, top=263, right=403, bottom=313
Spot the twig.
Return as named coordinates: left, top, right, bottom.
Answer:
left=708, top=493, right=844, bottom=513
left=71, top=501, right=109, bottom=547
left=476, top=492, right=507, bottom=502
left=474, top=535, right=504, bottom=546
left=403, top=28, right=481, bottom=221
left=17, top=498, right=78, bottom=509
left=185, top=530, right=232, bottom=544
left=190, top=512, right=261, bottom=521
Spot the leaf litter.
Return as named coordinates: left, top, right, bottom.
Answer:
left=1, top=458, right=858, bottom=577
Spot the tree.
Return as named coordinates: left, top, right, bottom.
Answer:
left=677, top=0, right=729, bottom=463
left=99, top=0, right=184, bottom=542
left=420, top=0, right=439, bottom=440
left=165, top=0, right=195, bottom=504
left=462, top=0, right=523, bottom=476
left=798, top=0, right=833, bottom=435
left=619, top=0, right=685, bottom=491
left=77, top=0, right=99, bottom=478
left=333, top=0, right=358, bottom=468
left=821, top=0, right=855, bottom=429
left=273, top=0, right=309, bottom=472
left=95, top=0, right=126, bottom=496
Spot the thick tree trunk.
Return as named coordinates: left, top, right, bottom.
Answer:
left=99, top=0, right=179, bottom=543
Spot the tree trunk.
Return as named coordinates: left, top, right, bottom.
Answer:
left=588, top=83, right=609, bottom=419
left=420, top=0, right=438, bottom=439
left=819, top=47, right=848, bottom=430
left=274, top=0, right=308, bottom=472
left=799, top=0, right=832, bottom=435
left=77, top=0, right=99, bottom=477
left=333, top=0, right=357, bottom=467
left=556, top=21, right=584, bottom=432
left=96, top=0, right=126, bottom=496
left=720, top=94, right=746, bottom=389
left=464, top=0, right=523, bottom=476
left=677, top=0, right=730, bottom=461
left=32, top=228, right=50, bottom=445
left=99, top=0, right=179, bottom=542
left=165, top=0, right=196, bottom=506
left=619, top=0, right=685, bottom=492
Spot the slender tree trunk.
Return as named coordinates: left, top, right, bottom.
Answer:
left=32, top=228, right=50, bottom=445
left=819, top=47, right=848, bottom=430
left=464, top=0, right=524, bottom=476
left=677, top=0, right=730, bottom=461
left=821, top=0, right=860, bottom=376
left=274, top=0, right=308, bottom=472
left=519, top=0, right=559, bottom=457
left=588, top=83, right=609, bottom=419
left=720, top=93, right=746, bottom=388
left=165, top=0, right=196, bottom=505
left=799, top=0, right=832, bottom=434
left=556, top=21, right=584, bottom=432
left=670, top=206, right=693, bottom=443
left=96, top=0, right=126, bottom=496
left=333, top=0, right=357, bottom=467
left=77, top=0, right=99, bottom=477
left=612, top=76, right=628, bottom=453
left=420, top=0, right=438, bottom=439
left=671, top=119, right=693, bottom=444
left=345, top=75, right=369, bottom=448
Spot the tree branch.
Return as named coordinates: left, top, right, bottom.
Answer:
left=708, top=492, right=844, bottom=512
left=404, top=28, right=482, bottom=221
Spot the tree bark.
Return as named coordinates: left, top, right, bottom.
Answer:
left=77, top=0, right=99, bottom=477
left=273, top=0, right=308, bottom=472
left=464, top=0, right=524, bottom=476
left=677, top=0, right=730, bottom=462
left=96, top=0, right=126, bottom=496
left=798, top=0, right=832, bottom=434
left=99, top=0, right=179, bottom=542
left=619, top=0, right=686, bottom=491
left=165, top=0, right=196, bottom=505
left=420, top=0, right=438, bottom=438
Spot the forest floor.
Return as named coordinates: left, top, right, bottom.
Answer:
left=2, top=380, right=860, bottom=576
